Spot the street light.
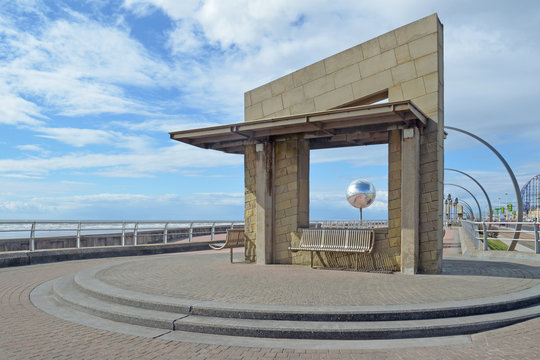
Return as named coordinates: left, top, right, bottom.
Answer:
left=454, top=197, right=459, bottom=224
left=505, top=192, right=508, bottom=221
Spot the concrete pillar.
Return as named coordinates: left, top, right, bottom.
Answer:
left=255, top=141, right=274, bottom=264
left=400, top=128, right=420, bottom=274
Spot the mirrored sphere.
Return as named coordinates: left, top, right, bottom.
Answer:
left=346, top=179, right=376, bottom=209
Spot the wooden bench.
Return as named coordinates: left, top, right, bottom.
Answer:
left=209, top=228, right=245, bottom=263
left=288, top=228, right=375, bottom=269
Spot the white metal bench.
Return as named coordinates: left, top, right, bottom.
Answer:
left=209, top=228, right=245, bottom=263
left=289, top=228, right=375, bottom=269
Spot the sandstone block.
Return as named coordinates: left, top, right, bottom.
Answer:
left=245, top=103, right=263, bottom=121
left=303, top=75, right=336, bottom=101
left=414, top=52, right=438, bottom=77
left=293, top=60, right=326, bottom=87
left=271, top=74, right=295, bottom=96
left=388, top=84, right=404, bottom=101
left=262, top=94, right=284, bottom=117
left=250, top=84, right=272, bottom=105
left=352, top=70, right=393, bottom=100
left=378, top=31, right=398, bottom=52
left=324, top=44, right=364, bottom=74
left=408, top=33, right=438, bottom=59
left=282, top=86, right=305, bottom=109
left=391, top=61, right=417, bottom=84
left=361, top=37, right=381, bottom=58
left=401, top=77, right=426, bottom=99
left=395, top=14, right=438, bottom=46
left=314, top=85, right=354, bottom=111
left=394, top=44, right=411, bottom=65
left=359, top=50, right=397, bottom=78
left=334, top=64, right=361, bottom=89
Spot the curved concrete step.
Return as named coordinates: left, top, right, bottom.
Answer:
left=173, top=306, right=540, bottom=339
left=73, top=263, right=540, bottom=322
left=52, top=274, right=184, bottom=330
left=50, top=270, right=540, bottom=340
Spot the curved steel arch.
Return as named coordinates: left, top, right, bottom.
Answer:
left=445, top=168, right=493, bottom=221
left=445, top=126, right=522, bottom=249
left=445, top=183, right=482, bottom=221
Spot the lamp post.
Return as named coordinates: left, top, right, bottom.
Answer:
left=446, top=194, right=452, bottom=225
left=454, top=197, right=459, bottom=224
left=505, top=192, right=508, bottom=221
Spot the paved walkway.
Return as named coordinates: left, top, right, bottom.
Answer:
left=1, top=250, right=539, bottom=359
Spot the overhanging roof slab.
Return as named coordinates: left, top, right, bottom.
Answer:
left=169, top=101, right=428, bottom=154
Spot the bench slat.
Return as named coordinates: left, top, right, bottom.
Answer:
left=289, top=228, right=374, bottom=254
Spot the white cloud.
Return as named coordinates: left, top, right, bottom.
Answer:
left=123, top=0, right=200, bottom=20
left=0, top=143, right=241, bottom=177
left=16, top=144, right=47, bottom=153
left=35, top=127, right=118, bottom=147
left=111, top=117, right=222, bottom=133
left=0, top=11, right=174, bottom=124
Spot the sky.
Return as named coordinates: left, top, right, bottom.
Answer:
left=0, top=0, right=539, bottom=221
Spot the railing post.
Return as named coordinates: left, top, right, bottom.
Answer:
left=134, top=223, right=139, bottom=245
left=121, top=222, right=126, bottom=246
left=163, top=223, right=168, bottom=244
left=76, top=222, right=81, bottom=248
left=482, top=222, right=489, bottom=251
left=189, top=222, right=193, bottom=242
left=30, top=222, right=35, bottom=251
left=534, top=221, right=539, bottom=254
left=211, top=222, right=215, bottom=241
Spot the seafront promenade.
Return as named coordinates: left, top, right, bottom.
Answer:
left=1, top=231, right=540, bottom=359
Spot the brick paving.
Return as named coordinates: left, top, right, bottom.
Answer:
left=96, top=252, right=540, bottom=306
left=0, top=254, right=539, bottom=359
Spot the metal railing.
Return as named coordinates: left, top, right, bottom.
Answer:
left=310, top=220, right=388, bottom=229
left=0, top=220, right=243, bottom=252
left=461, top=220, right=539, bottom=254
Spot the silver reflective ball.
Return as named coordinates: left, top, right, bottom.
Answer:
left=346, top=179, right=376, bottom=209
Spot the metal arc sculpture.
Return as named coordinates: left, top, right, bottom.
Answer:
left=445, top=126, right=522, bottom=250
left=445, top=168, right=493, bottom=221
left=445, top=183, right=482, bottom=221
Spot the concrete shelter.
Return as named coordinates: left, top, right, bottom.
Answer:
left=171, top=14, right=444, bottom=274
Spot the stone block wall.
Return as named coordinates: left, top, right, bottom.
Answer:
left=244, top=145, right=257, bottom=262
left=273, top=136, right=309, bottom=263
left=243, top=14, right=443, bottom=273
left=245, top=14, right=442, bottom=122
left=388, top=130, right=402, bottom=267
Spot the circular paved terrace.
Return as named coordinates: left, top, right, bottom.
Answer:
left=97, top=251, right=540, bottom=306
left=2, top=249, right=540, bottom=359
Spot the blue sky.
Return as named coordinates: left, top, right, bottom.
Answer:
left=0, top=0, right=539, bottom=221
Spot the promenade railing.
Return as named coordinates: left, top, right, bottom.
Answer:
left=0, top=219, right=388, bottom=253
left=0, top=220, right=243, bottom=252
left=461, top=220, right=539, bottom=254
left=310, top=220, right=388, bottom=229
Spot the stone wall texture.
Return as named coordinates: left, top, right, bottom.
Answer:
left=243, top=14, right=443, bottom=273
left=271, top=137, right=310, bottom=263
left=244, top=145, right=257, bottom=262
